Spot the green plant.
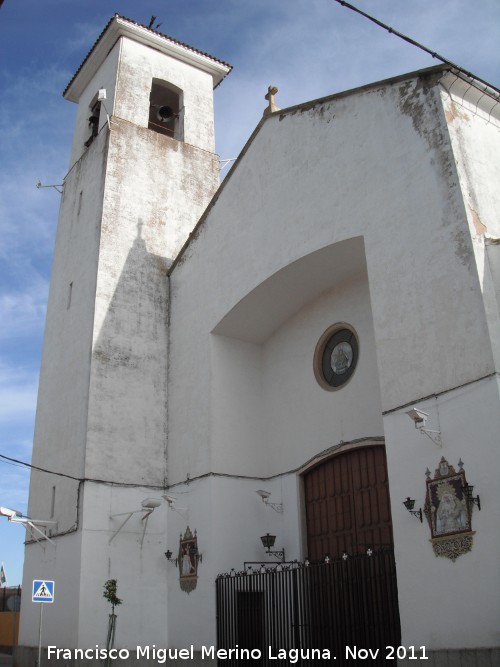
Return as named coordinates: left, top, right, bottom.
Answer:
left=103, top=579, right=122, bottom=666
left=103, top=579, right=122, bottom=613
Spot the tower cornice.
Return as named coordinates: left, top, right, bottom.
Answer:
left=64, top=14, right=232, bottom=102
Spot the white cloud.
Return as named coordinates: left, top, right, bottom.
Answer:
left=211, top=0, right=500, bottom=164
left=64, top=20, right=109, bottom=54
left=2, top=63, right=71, bottom=101
left=0, top=361, right=39, bottom=422
left=0, top=287, right=48, bottom=342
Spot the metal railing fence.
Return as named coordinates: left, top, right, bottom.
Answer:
left=216, top=549, right=400, bottom=666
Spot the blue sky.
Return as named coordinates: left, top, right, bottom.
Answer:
left=1, top=0, right=499, bottom=587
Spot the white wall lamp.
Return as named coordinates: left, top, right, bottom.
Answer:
left=0, top=506, right=57, bottom=546
left=35, top=179, right=64, bottom=194
left=402, top=497, right=423, bottom=522
left=406, top=407, right=442, bottom=446
left=109, top=498, right=161, bottom=546
left=260, top=533, right=286, bottom=562
left=97, top=88, right=111, bottom=130
left=256, top=489, right=283, bottom=513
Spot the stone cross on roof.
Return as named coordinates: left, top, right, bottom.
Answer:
left=263, top=86, right=280, bottom=116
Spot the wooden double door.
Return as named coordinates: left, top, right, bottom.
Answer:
left=302, top=445, right=401, bottom=659
left=304, top=445, right=394, bottom=559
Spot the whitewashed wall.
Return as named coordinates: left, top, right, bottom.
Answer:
left=68, top=41, right=121, bottom=169
left=167, top=68, right=499, bottom=652
left=114, top=38, right=217, bottom=153
left=76, top=484, right=168, bottom=649
left=22, top=45, right=499, bottom=658
left=441, top=77, right=500, bottom=371
left=27, top=127, right=107, bottom=534
left=22, top=24, right=223, bottom=652
left=169, top=69, right=494, bottom=479
left=386, top=374, right=500, bottom=649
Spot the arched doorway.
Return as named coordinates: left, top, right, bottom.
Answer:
left=303, top=444, right=394, bottom=559
left=216, top=445, right=400, bottom=663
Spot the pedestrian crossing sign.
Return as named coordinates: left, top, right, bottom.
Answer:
left=32, top=580, right=54, bottom=603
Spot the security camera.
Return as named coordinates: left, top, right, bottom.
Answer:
left=406, top=407, right=428, bottom=427
left=162, top=494, right=176, bottom=506
left=256, top=490, right=272, bottom=501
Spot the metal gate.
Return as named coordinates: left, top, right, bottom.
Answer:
left=216, top=550, right=400, bottom=666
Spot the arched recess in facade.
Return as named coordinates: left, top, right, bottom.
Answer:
left=212, top=236, right=368, bottom=345
left=209, top=235, right=387, bottom=482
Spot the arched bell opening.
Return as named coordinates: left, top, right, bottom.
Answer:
left=148, top=79, right=183, bottom=140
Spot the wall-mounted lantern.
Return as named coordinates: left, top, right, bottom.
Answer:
left=462, top=482, right=481, bottom=511
left=164, top=550, right=178, bottom=566
left=402, top=497, right=423, bottom=522
left=260, top=533, right=286, bottom=562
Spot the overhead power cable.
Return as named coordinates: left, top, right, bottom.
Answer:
left=0, top=453, right=163, bottom=489
left=333, top=0, right=500, bottom=98
left=1, top=436, right=385, bottom=490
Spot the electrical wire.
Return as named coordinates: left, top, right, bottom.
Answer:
left=333, top=0, right=500, bottom=99
left=0, top=453, right=163, bottom=489
left=1, top=436, right=385, bottom=491
left=0, top=457, right=29, bottom=471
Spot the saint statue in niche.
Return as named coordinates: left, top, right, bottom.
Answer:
left=178, top=526, right=201, bottom=593
left=181, top=545, right=195, bottom=576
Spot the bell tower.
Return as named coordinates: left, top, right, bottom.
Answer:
left=19, top=15, right=231, bottom=656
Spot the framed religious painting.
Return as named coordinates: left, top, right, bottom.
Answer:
left=178, top=527, right=202, bottom=593
left=424, top=457, right=475, bottom=561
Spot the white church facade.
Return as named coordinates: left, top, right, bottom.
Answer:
left=18, top=14, right=500, bottom=666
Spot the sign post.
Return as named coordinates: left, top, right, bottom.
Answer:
left=32, top=580, right=54, bottom=667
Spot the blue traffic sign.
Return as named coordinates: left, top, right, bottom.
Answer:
left=32, top=580, right=54, bottom=603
